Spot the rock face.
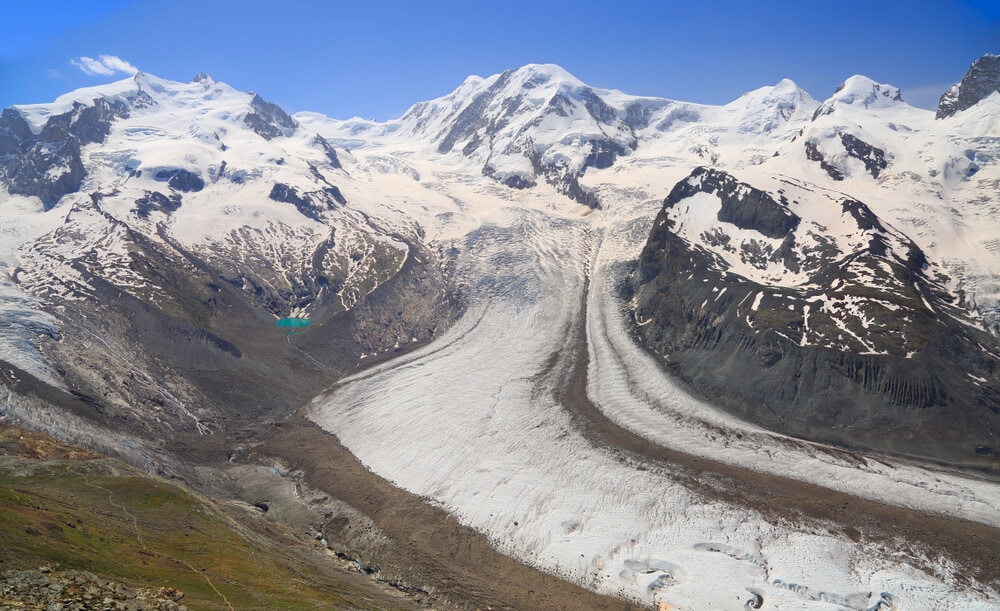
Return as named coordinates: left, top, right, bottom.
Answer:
left=269, top=182, right=326, bottom=220
left=839, top=133, right=887, bottom=178
left=804, top=139, right=845, bottom=180
left=0, top=98, right=128, bottom=209
left=153, top=168, right=205, bottom=192
left=244, top=92, right=299, bottom=139
left=401, top=64, right=638, bottom=208
left=937, top=54, right=1000, bottom=119
left=312, top=135, right=342, bottom=169
left=631, top=167, right=1000, bottom=463
left=803, top=132, right=889, bottom=181
left=135, top=190, right=181, bottom=218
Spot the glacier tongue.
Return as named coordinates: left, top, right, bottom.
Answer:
left=307, top=147, right=1000, bottom=608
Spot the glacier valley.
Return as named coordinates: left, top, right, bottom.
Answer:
left=2, top=57, right=1000, bottom=609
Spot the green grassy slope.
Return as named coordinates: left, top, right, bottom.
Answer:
left=0, top=423, right=417, bottom=610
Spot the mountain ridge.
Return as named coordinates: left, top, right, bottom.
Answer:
left=1, top=54, right=1000, bottom=608
left=2, top=58, right=999, bottom=459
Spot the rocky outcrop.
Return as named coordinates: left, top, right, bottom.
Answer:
left=804, top=140, right=844, bottom=181
left=244, top=93, right=298, bottom=140
left=937, top=54, right=1000, bottom=119
left=135, top=191, right=181, bottom=218
left=0, top=569, right=187, bottom=611
left=268, top=182, right=329, bottom=220
left=153, top=168, right=205, bottom=192
left=312, top=135, right=342, bottom=169
left=804, top=133, right=887, bottom=181
left=669, top=167, right=800, bottom=239
left=840, top=133, right=887, bottom=178
left=631, top=168, right=1000, bottom=463
left=0, top=98, right=128, bottom=209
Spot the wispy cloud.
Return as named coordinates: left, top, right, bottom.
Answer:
left=71, top=55, right=138, bottom=77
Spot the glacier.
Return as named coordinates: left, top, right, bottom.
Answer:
left=2, top=61, right=1000, bottom=610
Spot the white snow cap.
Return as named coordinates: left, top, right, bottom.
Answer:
left=511, top=63, right=584, bottom=86
left=828, top=75, right=904, bottom=108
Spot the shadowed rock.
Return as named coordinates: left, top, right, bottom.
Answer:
left=631, top=168, right=1000, bottom=464
left=937, top=54, right=1000, bottom=119
left=244, top=93, right=298, bottom=140
left=0, top=98, right=129, bottom=209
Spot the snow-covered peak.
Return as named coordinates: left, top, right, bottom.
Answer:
left=734, top=77, right=809, bottom=101
left=395, top=63, right=586, bottom=133
left=132, top=71, right=254, bottom=108
left=9, top=71, right=304, bottom=144
left=826, top=75, right=904, bottom=109
left=12, top=76, right=140, bottom=133
left=724, top=78, right=818, bottom=134
left=131, top=71, right=167, bottom=96
left=339, top=62, right=634, bottom=205
left=504, top=63, right=586, bottom=91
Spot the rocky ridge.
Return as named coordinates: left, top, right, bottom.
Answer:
left=630, top=166, right=1000, bottom=462
left=937, top=54, right=1000, bottom=118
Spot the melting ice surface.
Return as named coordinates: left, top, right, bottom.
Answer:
left=306, top=179, right=1000, bottom=609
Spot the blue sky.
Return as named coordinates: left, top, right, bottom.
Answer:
left=1, top=0, right=997, bottom=119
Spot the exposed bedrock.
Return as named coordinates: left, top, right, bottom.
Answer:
left=631, top=169, right=1000, bottom=466
left=937, top=54, right=1000, bottom=119
left=24, top=221, right=458, bottom=447
left=0, top=98, right=129, bottom=209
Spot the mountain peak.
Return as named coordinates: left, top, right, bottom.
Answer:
left=132, top=71, right=173, bottom=97
left=936, top=53, right=1000, bottom=119
left=497, top=63, right=587, bottom=97
left=731, top=78, right=810, bottom=101
left=828, top=75, right=904, bottom=108
left=725, top=78, right=818, bottom=133
left=509, top=63, right=582, bottom=85
left=773, top=77, right=802, bottom=92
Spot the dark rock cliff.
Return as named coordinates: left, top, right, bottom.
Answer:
left=937, top=54, right=1000, bottom=119
left=804, top=133, right=887, bottom=181
left=631, top=168, right=1000, bottom=464
left=244, top=93, right=298, bottom=140
left=0, top=98, right=129, bottom=209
